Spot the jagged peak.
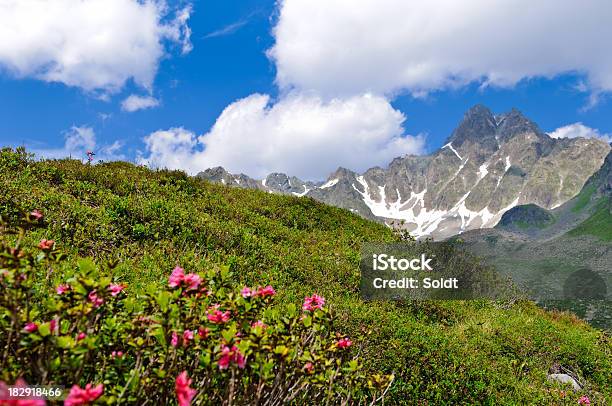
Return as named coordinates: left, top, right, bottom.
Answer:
left=445, top=104, right=497, bottom=148
left=495, top=108, right=544, bottom=140
left=328, top=167, right=356, bottom=180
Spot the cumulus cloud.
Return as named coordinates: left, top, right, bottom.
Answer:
left=121, top=95, right=161, bottom=112
left=32, top=126, right=125, bottom=162
left=0, top=0, right=192, bottom=94
left=549, top=123, right=612, bottom=144
left=269, top=0, right=612, bottom=97
left=138, top=93, right=425, bottom=179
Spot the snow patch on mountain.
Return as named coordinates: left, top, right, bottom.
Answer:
left=320, top=178, right=339, bottom=189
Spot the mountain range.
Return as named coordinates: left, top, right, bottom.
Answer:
left=198, top=105, right=610, bottom=240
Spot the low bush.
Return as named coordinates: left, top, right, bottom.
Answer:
left=0, top=214, right=391, bottom=404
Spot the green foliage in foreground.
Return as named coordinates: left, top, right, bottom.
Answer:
left=1, top=220, right=391, bottom=404
left=1, top=148, right=611, bottom=404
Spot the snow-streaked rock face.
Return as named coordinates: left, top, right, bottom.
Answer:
left=197, top=105, right=611, bottom=240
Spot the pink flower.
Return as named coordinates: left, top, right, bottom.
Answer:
left=30, top=210, right=43, bottom=221
left=77, top=332, right=87, bottom=341
left=251, top=320, right=267, bottom=329
left=171, top=331, right=179, bottom=347
left=207, top=309, right=231, bottom=324
left=302, top=294, right=325, bottom=311
left=182, top=273, right=202, bottom=290
left=107, top=283, right=126, bottom=296
left=111, top=351, right=124, bottom=359
left=241, top=287, right=253, bottom=298
left=88, top=291, right=103, bottom=308
left=182, top=330, right=194, bottom=345
left=0, top=378, right=46, bottom=405
left=578, top=396, right=591, bottom=405
left=49, top=318, right=59, bottom=335
left=198, top=327, right=210, bottom=339
left=38, top=239, right=55, bottom=250
left=56, top=284, right=70, bottom=295
left=337, top=338, right=352, bottom=349
left=304, top=362, right=314, bottom=374
left=218, top=345, right=246, bottom=370
left=256, top=285, right=276, bottom=298
left=64, top=383, right=103, bottom=406
left=175, top=371, right=197, bottom=406
left=24, top=322, right=38, bottom=333
left=169, top=266, right=185, bottom=288
left=168, top=267, right=202, bottom=291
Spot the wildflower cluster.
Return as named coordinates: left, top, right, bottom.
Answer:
left=0, top=212, right=393, bottom=404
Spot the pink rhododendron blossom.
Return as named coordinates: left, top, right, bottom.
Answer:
left=108, top=283, right=126, bottom=296
left=56, top=284, right=70, bottom=295
left=182, top=330, right=194, bottom=345
left=175, top=371, right=196, bottom=406
left=171, top=331, right=179, bottom=347
left=218, top=345, right=246, bottom=370
left=256, top=285, right=276, bottom=298
left=111, top=351, right=124, bottom=358
left=88, top=291, right=103, bottom=308
left=38, top=239, right=54, bottom=250
left=169, top=266, right=185, bottom=288
left=304, top=362, right=314, bottom=374
left=0, top=378, right=46, bottom=405
left=241, top=287, right=253, bottom=298
left=302, top=294, right=325, bottom=311
left=198, top=327, right=210, bottom=339
left=30, top=210, right=43, bottom=221
left=578, top=396, right=591, bottom=405
left=182, top=273, right=202, bottom=290
left=168, top=267, right=202, bottom=290
left=64, top=383, right=103, bottom=406
left=251, top=320, right=267, bottom=329
left=337, top=338, right=352, bottom=349
left=49, top=318, right=59, bottom=335
left=24, top=322, right=38, bottom=333
left=77, top=332, right=86, bottom=341
left=207, top=310, right=231, bottom=324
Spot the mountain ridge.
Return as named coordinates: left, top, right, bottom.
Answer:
left=198, top=105, right=610, bottom=239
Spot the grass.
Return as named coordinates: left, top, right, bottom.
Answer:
left=568, top=198, right=612, bottom=241
left=1, top=148, right=611, bottom=404
left=571, top=184, right=597, bottom=213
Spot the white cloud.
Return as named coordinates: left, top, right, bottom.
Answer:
left=548, top=123, right=612, bottom=144
left=0, top=0, right=192, bottom=94
left=121, top=94, right=160, bottom=112
left=138, top=93, right=425, bottom=180
left=269, top=0, right=612, bottom=97
left=32, top=126, right=125, bottom=162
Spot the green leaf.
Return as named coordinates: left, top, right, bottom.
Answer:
left=77, top=258, right=97, bottom=275
left=56, top=336, right=74, bottom=349
left=38, top=323, right=51, bottom=337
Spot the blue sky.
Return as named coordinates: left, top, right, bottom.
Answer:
left=1, top=0, right=611, bottom=180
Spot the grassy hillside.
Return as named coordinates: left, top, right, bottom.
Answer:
left=568, top=198, right=612, bottom=241
left=1, top=148, right=611, bottom=404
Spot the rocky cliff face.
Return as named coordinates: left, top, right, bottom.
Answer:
left=197, top=105, right=610, bottom=240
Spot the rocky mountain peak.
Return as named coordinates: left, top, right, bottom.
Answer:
left=446, top=104, right=497, bottom=148
left=495, top=108, right=545, bottom=141
left=328, top=167, right=357, bottom=181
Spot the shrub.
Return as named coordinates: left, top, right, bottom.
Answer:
left=0, top=214, right=392, bottom=404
